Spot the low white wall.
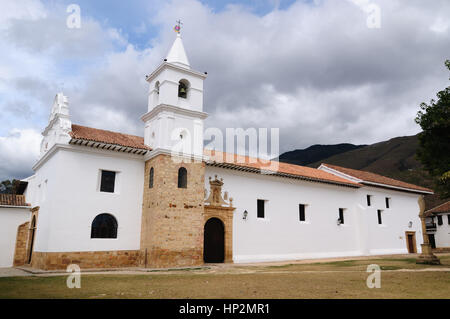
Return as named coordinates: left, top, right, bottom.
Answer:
left=0, top=207, right=30, bottom=267
left=435, top=214, right=450, bottom=248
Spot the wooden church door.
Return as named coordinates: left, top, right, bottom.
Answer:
left=203, top=218, right=225, bottom=263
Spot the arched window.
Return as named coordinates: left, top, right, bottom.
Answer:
left=178, top=167, right=187, bottom=188
left=91, top=213, right=118, bottom=238
left=149, top=167, right=154, bottom=188
left=155, top=81, right=160, bottom=94
left=178, top=80, right=189, bottom=98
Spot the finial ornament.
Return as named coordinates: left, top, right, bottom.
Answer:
left=205, top=175, right=231, bottom=207
left=174, top=19, right=183, bottom=33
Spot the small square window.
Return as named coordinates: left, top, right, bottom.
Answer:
left=100, top=170, right=116, bottom=193
left=299, top=204, right=306, bottom=222
left=257, top=199, right=266, bottom=219
left=385, top=197, right=390, bottom=209
left=366, top=195, right=372, bottom=206
left=377, top=210, right=383, bottom=225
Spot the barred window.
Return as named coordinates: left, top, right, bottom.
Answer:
left=178, top=167, right=187, bottom=188
left=367, top=195, right=372, bottom=206
left=299, top=204, right=306, bottom=222
left=257, top=199, right=266, bottom=219
left=149, top=167, right=154, bottom=188
left=377, top=210, right=383, bottom=225
left=339, top=208, right=345, bottom=224
left=100, top=170, right=116, bottom=193
left=91, top=214, right=118, bottom=238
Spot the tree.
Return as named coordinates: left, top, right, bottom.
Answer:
left=0, top=179, right=21, bottom=194
left=415, top=60, right=450, bottom=198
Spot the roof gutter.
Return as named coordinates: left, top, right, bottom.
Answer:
left=360, top=181, right=433, bottom=195
left=206, top=161, right=360, bottom=189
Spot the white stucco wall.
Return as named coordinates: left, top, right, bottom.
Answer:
left=23, top=142, right=425, bottom=261
left=0, top=207, right=30, bottom=267
left=26, top=145, right=144, bottom=253
left=205, top=166, right=423, bottom=263
left=356, top=186, right=423, bottom=255
left=435, top=214, right=450, bottom=248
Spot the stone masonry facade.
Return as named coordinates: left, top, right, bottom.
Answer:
left=140, top=154, right=206, bottom=268
left=31, top=250, right=141, bottom=270
left=13, top=221, right=30, bottom=266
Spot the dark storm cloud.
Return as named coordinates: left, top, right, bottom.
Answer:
left=1, top=0, right=449, bottom=181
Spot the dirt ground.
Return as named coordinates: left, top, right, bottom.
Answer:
left=0, top=254, right=449, bottom=299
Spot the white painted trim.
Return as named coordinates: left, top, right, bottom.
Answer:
left=145, top=62, right=207, bottom=83
left=33, top=143, right=145, bottom=171
left=0, top=205, right=31, bottom=209
left=361, top=181, right=433, bottom=195
left=143, top=148, right=207, bottom=162
left=141, top=104, right=208, bottom=123
left=318, top=164, right=363, bottom=183
left=42, top=113, right=70, bottom=136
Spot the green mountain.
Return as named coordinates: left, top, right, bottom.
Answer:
left=279, top=134, right=445, bottom=210
left=279, top=143, right=367, bottom=166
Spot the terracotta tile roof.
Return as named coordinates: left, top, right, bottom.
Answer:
left=321, top=163, right=433, bottom=193
left=0, top=194, right=30, bottom=207
left=204, top=150, right=361, bottom=188
left=425, top=201, right=450, bottom=216
left=70, top=124, right=151, bottom=151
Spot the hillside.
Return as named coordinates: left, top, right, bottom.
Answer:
left=279, top=134, right=445, bottom=210
left=279, top=143, right=366, bottom=166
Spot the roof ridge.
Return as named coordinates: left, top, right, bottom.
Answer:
left=425, top=201, right=450, bottom=213
left=321, top=163, right=432, bottom=193
left=205, top=150, right=361, bottom=187
left=71, top=124, right=144, bottom=139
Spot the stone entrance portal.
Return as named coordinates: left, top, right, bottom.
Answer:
left=204, top=176, right=235, bottom=263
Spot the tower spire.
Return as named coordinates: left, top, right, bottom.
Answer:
left=166, top=20, right=190, bottom=69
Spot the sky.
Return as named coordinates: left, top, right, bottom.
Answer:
left=0, top=0, right=449, bottom=181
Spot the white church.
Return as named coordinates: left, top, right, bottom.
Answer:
left=0, top=30, right=436, bottom=270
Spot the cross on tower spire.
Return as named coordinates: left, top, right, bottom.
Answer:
left=174, top=19, right=183, bottom=34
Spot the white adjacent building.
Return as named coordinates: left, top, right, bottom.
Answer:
left=425, top=201, right=450, bottom=250
left=2, top=31, right=435, bottom=269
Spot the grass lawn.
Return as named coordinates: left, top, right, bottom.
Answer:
left=1, top=255, right=449, bottom=299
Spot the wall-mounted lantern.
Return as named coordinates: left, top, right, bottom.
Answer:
left=243, top=210, right=248, bottom=220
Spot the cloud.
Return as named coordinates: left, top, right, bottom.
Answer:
left=0, top=0, right=449, bottom=181
left=0, top=129, right=42, bottom=181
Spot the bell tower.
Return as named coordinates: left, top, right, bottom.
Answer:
left=142, top=26, right=208, bottom=158
left=140, top=25, right=208, bottom=268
